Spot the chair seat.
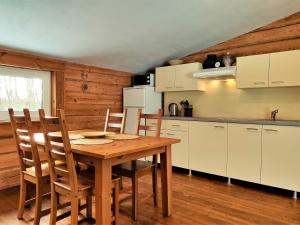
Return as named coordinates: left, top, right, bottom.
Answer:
left=24, top=160, right=65, bottom=177
left=113, top=160, right=156, bottom=174
left=54, top=173, right=94, bottom=192
left=54, top=168, right=120, bottom=192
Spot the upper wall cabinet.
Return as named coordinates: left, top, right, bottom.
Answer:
left=236, top=50, right=300, bottom=89
left=236, top=54, right=269, bottom=88
left=155, top=66, right=176, bottom=91
left=155, top=63, right=204, bottom=92
left=269, top=50, right=300, bottom=87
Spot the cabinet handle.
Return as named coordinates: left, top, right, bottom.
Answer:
left=165, top=87, right=172, bottom=89
left=176, top=86, right=184, bottom=89
left=264, top=128, right=278, bottom=132
left=253, top=82, right=266, bottom=85
left=214, top=125, right=225, bottom=128
left=171, top=125, right=180, bottom=127
left=166, top=133, right=175, bottom=136
left=271, top=81, right=284, bottom=84
left=246, top=128, right=258, bottom=131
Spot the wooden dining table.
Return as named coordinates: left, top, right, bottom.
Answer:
left=34, top=130, right=179, bottom=225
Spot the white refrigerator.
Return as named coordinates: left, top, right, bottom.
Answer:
left=123, top=86, right=162, bottom=134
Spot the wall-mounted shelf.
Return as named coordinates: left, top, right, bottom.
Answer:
left=193, top=66, right=236, bottom=79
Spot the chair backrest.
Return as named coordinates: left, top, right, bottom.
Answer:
left=136, top=109, right=163, bottom=137
left=9, top=108, right=42, bottom=177
left=39, top=109, right=78, bottom=192
left=104, top=108, right=127, bottom=134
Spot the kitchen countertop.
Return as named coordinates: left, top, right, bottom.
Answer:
left=163, top=116, right=300, bottom=127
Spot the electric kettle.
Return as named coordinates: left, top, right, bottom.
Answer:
left=168, top=103, right=178, bottom=116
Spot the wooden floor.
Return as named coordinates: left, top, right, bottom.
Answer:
left=0, top=170, right=300, bottom=225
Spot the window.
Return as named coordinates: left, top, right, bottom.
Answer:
left=0, top=66, right=51, bottom=121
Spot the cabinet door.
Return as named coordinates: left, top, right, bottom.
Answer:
left=227, top=123, right=262, bottom=183
left=269, top=50, right=300, bottom=87
left=165, top=130, right=188, bottom=169
left=155, top=66, right=176, bottom=92
left=174, top=63, right=204, bottom=91
left=189, top=122, right=228, bottom=176
left=261, top=125, right=300, bottom=191
left=146, top=130, right=166, bottom=162
left=236, top=54, right=269, bottom=88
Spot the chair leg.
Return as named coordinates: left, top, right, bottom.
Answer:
left=132, top=175, right=138, bottom=221
left=49, top=191, right=58, bottom=225
left=119, top=176, right=124, bottom=190
left=33, top=182, right=42, bottom=225
left=71, top=197, right=79, bottom=225
left=152, top=165, right=158, bottom=207
left=86, top=196, right=92, bottom=219
left=113, top=182, right=119, bottom=225
left=17, top=177, right=27, bottom=219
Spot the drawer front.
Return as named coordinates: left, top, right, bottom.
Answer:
left=146, top=129, right=166, bottom=137
left=146, top=119, right=166, bottom=130
left=165, top=120, right=188, bottom=131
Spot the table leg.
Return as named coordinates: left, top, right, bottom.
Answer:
left=160, top=144, right=172, bottom=217
left=94, top=158, right=112, bottom=225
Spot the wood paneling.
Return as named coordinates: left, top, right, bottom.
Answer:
left=182, top=12, right=300, bottom=63
left=64, top=63, right=131, bottom=130
left=0, top=50, right=131, bottom=190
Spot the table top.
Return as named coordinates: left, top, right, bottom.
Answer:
left=34, top=131, right=179, bottom=159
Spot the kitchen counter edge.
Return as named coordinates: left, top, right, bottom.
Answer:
left=163, top=116, right=300, bottom=127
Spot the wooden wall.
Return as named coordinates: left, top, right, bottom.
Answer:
left=64, top=63, right=131, bottom=130
left=182, top=12, right=300, bottom=63
left=0, top=49, right=131, bottom=190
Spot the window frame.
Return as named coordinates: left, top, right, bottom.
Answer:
left=0, top=65, right=51, bottom=121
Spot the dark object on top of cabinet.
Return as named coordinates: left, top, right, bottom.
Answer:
left=203, top=54, right=224, bottom=69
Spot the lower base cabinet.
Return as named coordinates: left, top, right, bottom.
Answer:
left=146, top=122, right=189, bottom=169
left=261, top=125, right=300, bottom=192
left=227, top=123, right=262, bottom=183
left=164, top=130, right=189, bottom=169
left=189, top=121, right=228, bottom=177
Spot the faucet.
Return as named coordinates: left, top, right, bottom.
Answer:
left=271, top=109, right=279, bottom=121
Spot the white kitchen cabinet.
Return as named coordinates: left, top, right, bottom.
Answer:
left=269, top=50, right=300, bottom=87
left=189, top=121, right=228, bottom=176
left=146, top=129, right=166, bottom=162
left=174, top=63, right=204, bottom=91
left=227, top=123, right=262, bottom=183
left=146, top=120, right=189, bottom=168
left=165, top=120, right=189, bottom=131
left=165, top=130, right=189, bottom=169
left=261, top=125, right=300, bottom=191
left=236, top=54, right=269, bottom=88
left=155, top=66, right=176, bottom=92
left=155, top=63, right=204, bottom=92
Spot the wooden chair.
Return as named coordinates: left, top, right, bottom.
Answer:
left=39, top=109, right=120, bottom=225
left=9, top=108, right=52, bottom=225
left=104, top=108, right=127, bottom=133
left=113, top=109, right=162, bottom=220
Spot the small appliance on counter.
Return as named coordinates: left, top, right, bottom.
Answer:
left=132, top=73, right=154, bottom=87
left=180, top=100, right=193, bottom=117
left=168, top=103, right=178, bottom=116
